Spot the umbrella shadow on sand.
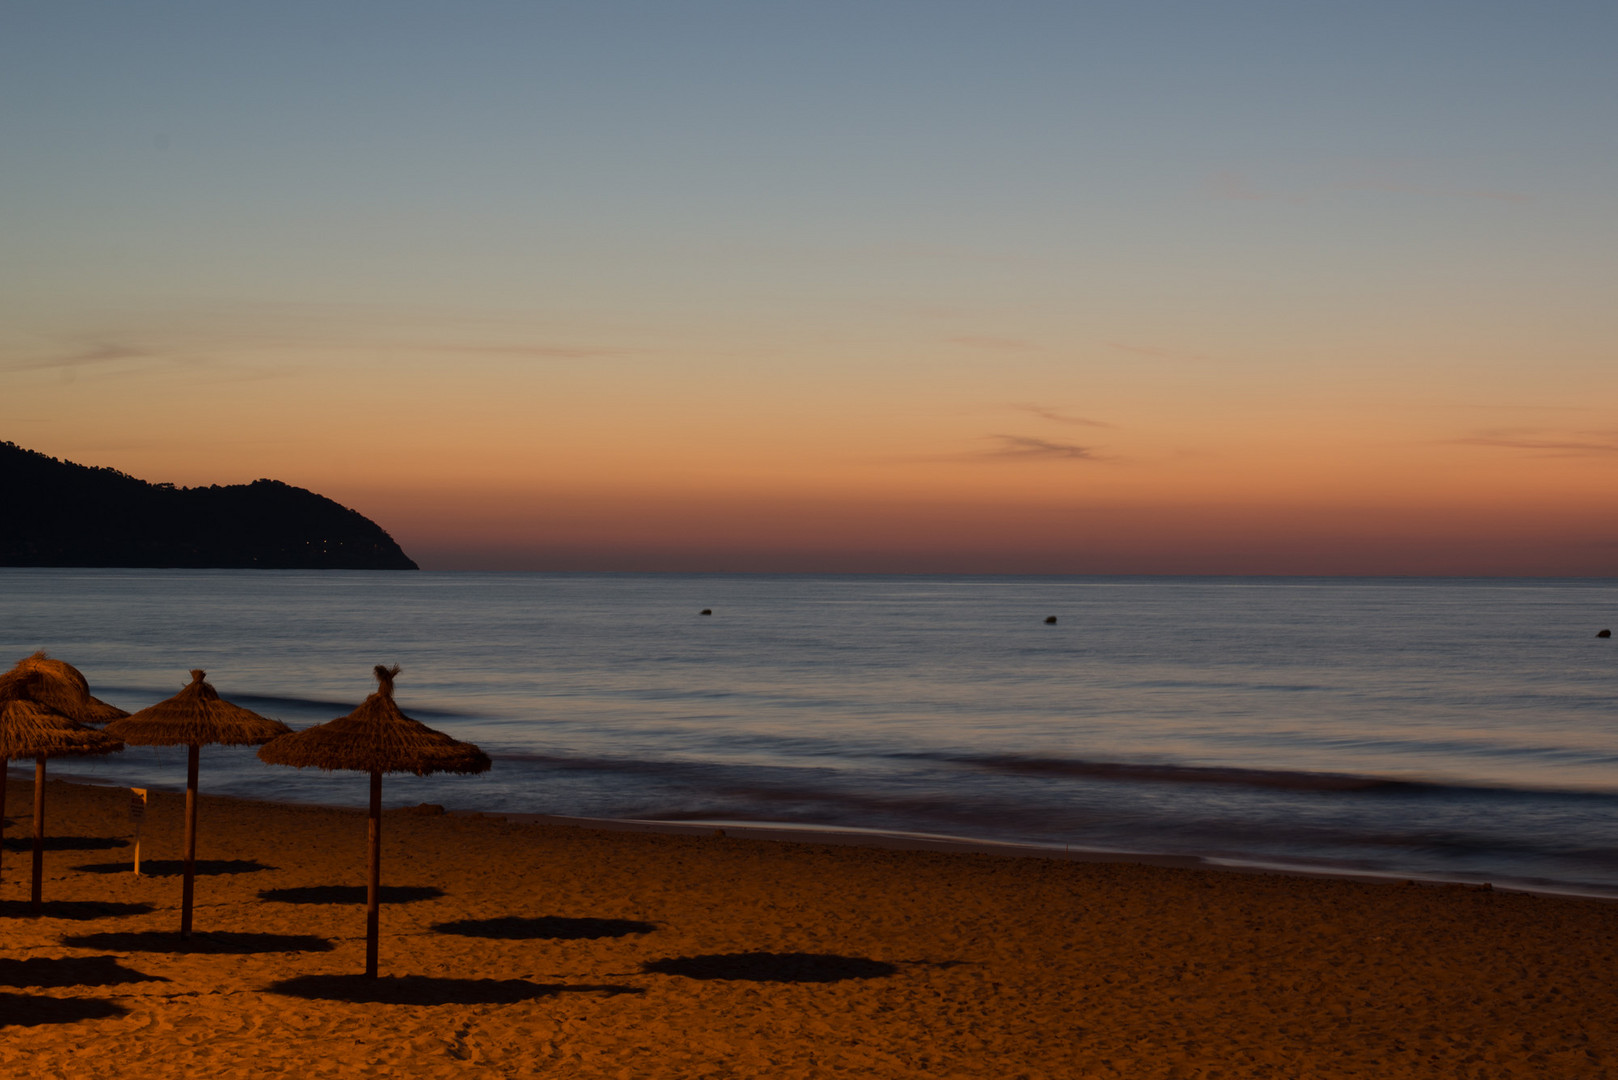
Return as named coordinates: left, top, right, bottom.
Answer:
left=2, top=836, right=128, bottom=853
left=0, top=991, right=128, bottom=1027
left=0, top=900, right=154, bottom=921
left=431, top=916, right=656, bottom=941
left=643, top=952, right=899, bottom=983
left=258, top=885, right=445, bottom=905
left=72, top=858, right=273, bottom=877
left=267, top=974, right=646, bottom=1006
left=60, top=931, right=335, bottom=955
left=0, top=954, right=167, bottom=989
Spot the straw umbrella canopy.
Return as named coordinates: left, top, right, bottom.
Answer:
left=257, top=665, right=489, bottom=976
left=3, top=655, right=126, bottom=910
left=0, top=697, right=72, bottom=887
left=0, top=693, right=123, bottom=911
left=105, top=670, right=291, bottom=938
left=8, top=652, right=129, bottom=725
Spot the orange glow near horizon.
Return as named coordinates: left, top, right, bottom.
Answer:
left=8, top=323, right=1615, bottom=576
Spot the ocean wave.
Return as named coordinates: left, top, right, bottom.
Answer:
left=949, top=754, right=1618, bottom=800
left=957, top=755, right=1404, bottom=791
left=491, top=747, right=1618, bottom=803
left=98, top=685, right=478, bottom=721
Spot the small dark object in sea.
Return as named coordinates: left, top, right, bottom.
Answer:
left=1044, top=616, right=1057, bottom=624
left=1599, top=629, right=1612, bottom=638
left=700, top=609, right=712, bottom=616
left=409, top=803, right=446, bottom=816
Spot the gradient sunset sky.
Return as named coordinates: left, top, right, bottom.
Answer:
left=4, top=2, right=1615, bottom=574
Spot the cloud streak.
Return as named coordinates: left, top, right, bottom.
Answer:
left=1107, top=342, right=1206, bottom=362
left=950, top=335, right=1035, bottom=351
left=1207, top=170, right=1529, bottom=205
left=8, top=343, right=157, bottom=372
left=5, top=332, right=636, bottom=377
left=973, top=435, right=1105, bottom=462
left=1460, top=402, right=1591, bottom=414
left=3, top=334, right=313, bottom=387
left=1011, top=403, right=1112, bottom=428
left=448, top=343, right=635, bottom=360
left=1345, top=179, right=1529, bottom=204
left=1456, top=429, right=1618, bottom=456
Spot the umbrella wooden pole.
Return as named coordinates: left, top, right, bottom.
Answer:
left=31, top=757, right=46, bottom=912
left=181, top=743, right=200, bottom=939
left=366, top=769, right=382, bottom=977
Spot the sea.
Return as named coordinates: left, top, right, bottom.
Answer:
left=4, top=569, right=1616, bottom=897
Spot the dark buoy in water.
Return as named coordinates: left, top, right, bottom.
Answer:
left=1044, top=615, right=1058, bottom=624
left=1599, top=628, right=1612, bottom=638
left=700, top=609, right=713, bottom=616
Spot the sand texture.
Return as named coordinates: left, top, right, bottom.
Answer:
left=2, top=777, right=1616, bottom=1078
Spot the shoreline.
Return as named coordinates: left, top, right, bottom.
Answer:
left=503, top=814, right=1618, bottom=903
left=28, top=763, right=1618, bottom=903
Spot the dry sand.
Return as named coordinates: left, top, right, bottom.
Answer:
left=2, top=776, right=1615, bottom=1079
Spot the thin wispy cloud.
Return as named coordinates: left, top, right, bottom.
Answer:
left=1460, top=402, right=1591, bottom=413
left=9, top=342, right=156, bottom=372
left=717, top=240, right=1028, bottom=268
left=1011, top=403, right=1112, bottom=428
left=950, top=335, right=1036, bottom=351
left=1455, top=429, right=1618, bottom=456
left=1341, top=179, right=1529, bottom=204
left=1207, top=169, right=1529, bottom=205
left=974, top=435, right=1105, bottom=462
left=1107, top=342, right=1206, bottom=362
left=7, top=328, right=635, bottom=378
left=851, top=242, right=1027, bottom=265
left=449, top=344, right=634, bottom=360
left=903, top=434, right=1111, bottom=466
left=4, top=333, right=311, bottom=387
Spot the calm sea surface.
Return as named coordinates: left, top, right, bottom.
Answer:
left=5, top=570, right=1616, bottom=895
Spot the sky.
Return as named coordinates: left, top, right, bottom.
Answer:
left=3, top=1, right=1616, bottom=574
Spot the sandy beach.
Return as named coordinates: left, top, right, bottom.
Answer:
left=2, top=776, right=1614, bottom=1078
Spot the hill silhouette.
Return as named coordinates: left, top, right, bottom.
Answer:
left=0, top=442, right=417, bottom=569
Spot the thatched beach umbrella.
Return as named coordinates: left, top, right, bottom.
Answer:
left=105, top=670, right=291, bottom=938
left=257, top=665, right=489, bottom=976
left=2, top=654, right=127, bottom=909
left=0, top=697, right=71, bottom=887
left=0, top=695, right=122, bottom=911
left=9, top=652, right=129, bottom=725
